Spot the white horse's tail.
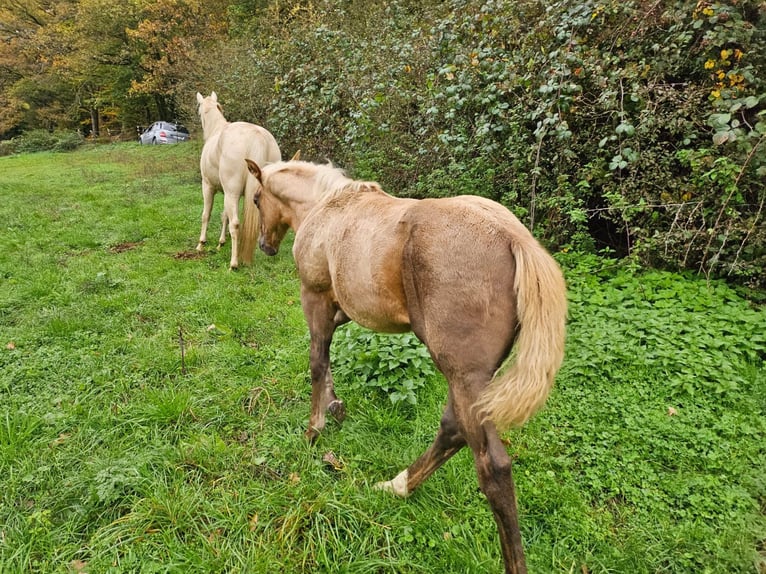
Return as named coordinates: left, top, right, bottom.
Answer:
left=239, top=174, right=260, bottom=265
left=474, top=236, right=567, bottom=431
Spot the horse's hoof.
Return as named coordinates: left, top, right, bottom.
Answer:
left=195, top=243, right=205, bottom=252
left=304, top=427, right=320, bottom=443
left=328, top=400, right=346, bottom=422
left=374, top=469, right=410, bottom=498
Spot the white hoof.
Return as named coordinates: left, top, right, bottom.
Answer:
left=374, top=469, right=409, bottom=498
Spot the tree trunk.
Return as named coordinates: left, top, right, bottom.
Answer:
left=90, top=107, right=100, bottom=138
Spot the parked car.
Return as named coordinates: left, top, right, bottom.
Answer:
left=138, top=121, right=190, bottom=145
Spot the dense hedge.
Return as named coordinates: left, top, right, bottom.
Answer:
left=0, top=130, right=84, bottom=156
left=188, top=1, right=762, bottom=287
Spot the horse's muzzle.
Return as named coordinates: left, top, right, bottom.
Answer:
left=259, top=238, right=277, bottom=257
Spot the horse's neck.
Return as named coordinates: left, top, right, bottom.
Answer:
left=284, top=189, right=323, bottom=230
left=280, top=178, right=338, bottom=230
left=202, top=111, right=228, bottom=140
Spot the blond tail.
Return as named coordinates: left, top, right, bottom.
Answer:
left=474, top=237, right=567, bottom=431
left=239, top=175, right=260, bottom=265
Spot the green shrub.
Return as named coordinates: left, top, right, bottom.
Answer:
left=331, top=323, right=436, bottom=405
left=10, top=129, right=84, bottom=153
left=180, top=0, right=766, bottom=287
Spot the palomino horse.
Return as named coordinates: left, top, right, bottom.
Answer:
left=245, top=159, right=567, bottom=574
left=195, top=92, right=281, bottom=269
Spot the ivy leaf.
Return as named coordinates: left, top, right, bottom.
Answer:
left=712, top=131, right=730, bottom=145
left=615, top=122, right=635, bottom=136
left=709, top=113, right=731, bottom=128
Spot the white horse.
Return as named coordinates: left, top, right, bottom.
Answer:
left=195, top=91, right=282, bottom=269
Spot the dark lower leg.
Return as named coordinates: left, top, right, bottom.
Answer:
left=303, top=289, right=344, bottom=441
left=472, top=429, right=527, bottom=574
left=376, top=402, right=465, bottom=497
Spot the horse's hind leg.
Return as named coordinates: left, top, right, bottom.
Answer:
left=222, top=191, right=240, bottom=269
left=455, top=387, right=527, bottom=574
left=375, top=379, right=526, bottom=573
left=375, top=397, right=465, bottom=497
left=302, top=287, right=346, bottom=441
left=217, top=208, right=228, bottom=250
left=197, top=180, right=215, bottom=251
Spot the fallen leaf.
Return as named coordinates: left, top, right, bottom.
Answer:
left=249, top=513, right=258, bottom=531
left=322, top=451, right=345, bottom=471
left=50, top=433, right=71, bottom=447
left=69, top=560, right=88, bottom=573
left=289, top=472, right=301, bottom=484
left=667, top=407, right=678, bottom=416
left=6, top=342, right=15, bottom=350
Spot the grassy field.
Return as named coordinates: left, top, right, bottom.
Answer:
left=1, top=143, right=764, bottom=573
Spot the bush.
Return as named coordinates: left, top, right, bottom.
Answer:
left=168, top=0, right=766, bottom=287
left=331, top=323, right=437, bottom=406
left=10, top=130, right=84, bottom=153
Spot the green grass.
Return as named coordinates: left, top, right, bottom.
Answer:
left=0, top=144, right=764, bottom=573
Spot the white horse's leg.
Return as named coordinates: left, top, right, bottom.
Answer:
left=197, top=180, right=215, bottom=251
left=217, top=208, right=228, bottom=249
left=223, top=191, right=240, bottom=269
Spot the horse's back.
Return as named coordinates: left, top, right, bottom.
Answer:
left=221, top=122, right=281, bottom=164
left=403, top=195, right=528, bottom=274
left=205, top=122, right=280, bottom=188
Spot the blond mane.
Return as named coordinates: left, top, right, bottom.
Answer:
left=269, top=160, right=385, bottom=202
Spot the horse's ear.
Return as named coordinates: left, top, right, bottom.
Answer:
left=245, top=159, right=262, bottom=183
left=291, top=150, right=301, bottom=161
left=211, top=91, right=218, bottom=102
left=196, top=92, right=203, bottom=104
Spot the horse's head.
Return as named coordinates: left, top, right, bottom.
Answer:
left=245, top=159, right=291, bottom=256
left=195, top=92, right=224, bottom=137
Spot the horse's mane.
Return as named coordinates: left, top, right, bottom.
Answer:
left=284, top=161, right=385, bottom=199
left=268, top=160, right=385, bottom=204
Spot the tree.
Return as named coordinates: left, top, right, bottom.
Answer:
left=126, top=0, right=230, bottom=121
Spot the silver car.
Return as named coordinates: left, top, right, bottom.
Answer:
left=138, top=121, right=190, bottom=145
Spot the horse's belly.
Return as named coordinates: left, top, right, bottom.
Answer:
left=332, top=273, right=411, bottom=333
left=342, top=299, right=411, bottom=334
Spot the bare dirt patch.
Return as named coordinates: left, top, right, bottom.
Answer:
left=109, top=241, right=143, bottom=253
left=174, top=250, right=204, bottom=260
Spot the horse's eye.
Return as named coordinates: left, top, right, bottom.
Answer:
left=254, top=195, right=260, bottom=208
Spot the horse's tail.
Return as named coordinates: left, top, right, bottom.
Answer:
left=239, top=173, right=260, bottom=265
left=475, top=235, right=567, bottom=431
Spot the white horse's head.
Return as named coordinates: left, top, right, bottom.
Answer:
left=196, top=91, right=225, bottom=138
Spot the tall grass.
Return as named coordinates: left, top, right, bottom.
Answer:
left=0, top=144, right=764, bottom=573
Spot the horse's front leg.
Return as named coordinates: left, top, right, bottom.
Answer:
left=197, top=179, right=215, bottom=251
left=301, top=287, right=346, bottom=441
